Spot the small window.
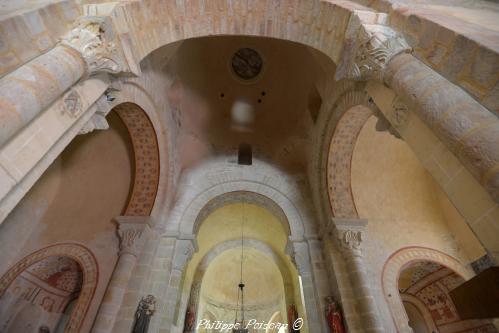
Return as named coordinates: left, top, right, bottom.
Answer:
left=238, top=143, right=252, bottom=165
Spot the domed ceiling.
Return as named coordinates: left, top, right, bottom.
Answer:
left=201, top=247, right=284, bottom=307
left=163, top=36, right=331, bottom=173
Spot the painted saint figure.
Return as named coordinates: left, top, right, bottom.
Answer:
left=183, top=305, right=196, bottom=332
left=288, top=304, right=300, bottom=333
left=325, top=296, right=345, bottom=333
left=132, top=294, right=156, bottom=333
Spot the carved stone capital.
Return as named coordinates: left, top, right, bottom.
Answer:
left=115, top=216, right=152, bottom=257
left=337, top=23, right=411, bottom=82
left=172, top=239, right=196, bottom=271
left=289, top=241, right=312, bottom=275
left=61, top=17, right=124, bottom=75
left=331, top=218, right=368, bottom=258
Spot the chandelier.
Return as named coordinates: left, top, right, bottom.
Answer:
left=233, top=203, right=249, bottom=333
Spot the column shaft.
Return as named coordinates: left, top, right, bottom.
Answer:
left=385, top=53, right=499, bottom=202
left=92, top=216, right=150, bottom=333
left=0, top=45, right=85, bottom=146
left=331, top=219, right=384, bottom=333
left=343, top=254, right=384, bottom=333
left=92, top=253, right=137, bottom=333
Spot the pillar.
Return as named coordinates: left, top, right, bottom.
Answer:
left=0, top=16, right=124, bottom=147
left=163, top=239, right=195, bottom=327
left=329, top=218, right=384, bottom=333
left=289, top=240, right=324, bottom=333
left=92, top=216, right=151, bottom=333
left=337, top=19, right=499, bottom=203
left=148, top=235, right=196, bottom=333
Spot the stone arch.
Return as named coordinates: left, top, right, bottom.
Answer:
left=107, top=81, right=174, bottom=218
left=191, top=238, right=295, bottom=299
left=127, top=0, right=349, bottom=66
left=400, top=293, right=438, bottom=333
left=183, top=239, right=292, bottom=331
left=314, top=87, right=377, bottom=219
left=193, top=191, right=291, bottom=237
left=0, top=243, right=99, bottom=333
left=111, top=102, right=160, bottom=216
left=165, top=158, right=313, bottom=239
left=381, top=246, right=473, bottom=333
left=182, top=238, right=296, bottom=324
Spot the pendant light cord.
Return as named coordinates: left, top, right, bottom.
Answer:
left=240, top=202, right=245, bottom=324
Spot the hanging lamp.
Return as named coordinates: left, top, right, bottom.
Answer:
left=233, top=203, right=249, bottom=333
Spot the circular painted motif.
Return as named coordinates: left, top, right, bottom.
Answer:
left=231, top=48, right=263, bottom=80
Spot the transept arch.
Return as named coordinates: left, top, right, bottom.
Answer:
left=381, top=246, right=473, bottom=333
left=106, top=80, right=174, bottom=218
left=400, top=293, right=438, bottom=333
left=0, top=243, right=98, bottom=333
left=127, top=0, right=349, bottom=66
left=324, top=90, right=377, bottom=219
left=112, top=102, right=160, bottom=216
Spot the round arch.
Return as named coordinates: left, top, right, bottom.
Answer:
left=311, top=86, right=378, bottom=220
left=189, top=237, right=296, bottom=298
left=400, top=293, right=438, bottom=333
left=164, top=158, right=314, bottom=239
left=0, top=243, right=99, bottom=333
left=381, top=246, right=473, bottom=333
left=182, top=239, right=293, bottom=331
left=112, top=102, right=160, bottom=216
left=106, top=80, right=175, bottom=218
left=193, top=191, right=291, bottom=238
left=125, top=0, right=350, bottom=66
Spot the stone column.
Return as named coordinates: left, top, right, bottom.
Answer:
left=385, top=53, right=499, bottom=202
left=92, top=216, right=151, bottom=333
left=0, top=16, right=124, bottom=147
left=161, top=239, right=195, bottom=328
left=289, top=240, right=324, bottom=333
left=330, top=218, right=384, bottom=333
left=337, top=20, right=499, bottom=202
left=159, top=237, right=195, bottom=332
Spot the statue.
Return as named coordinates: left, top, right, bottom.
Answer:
left=132, top=294, right=156, bottom=333
left=325, top=296, right=345, bottom=333
left=183, top=305, right=196, bottom=332
left=288, top=304, right=300, bottom=333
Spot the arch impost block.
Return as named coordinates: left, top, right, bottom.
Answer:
left=61, top=4, right=139, bottom=77
left=61, top=16, right=124, bottom=75
left=330, top=218, right=368, bottom=257
left=335, top=11, right=411, bottom=82
left=115, top=215, right=152, bottom=257
left=172, top=239, right=196, bottom=271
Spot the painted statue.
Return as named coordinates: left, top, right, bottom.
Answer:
left=183, top=305, right=196, bottom=332
left=325, top=296, right=345, bottom=333
left=132, top=294, right=156, bottom=333
left=288, top=304, right=300, bottom=333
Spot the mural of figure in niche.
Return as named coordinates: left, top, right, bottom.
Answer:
left=288, top=304, right=300, bottom=333
left=183, top=305, right=196, bottom=332
left=132, top=295, right=156, bottom=333
left=325, top=296, right=345, bottom=333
